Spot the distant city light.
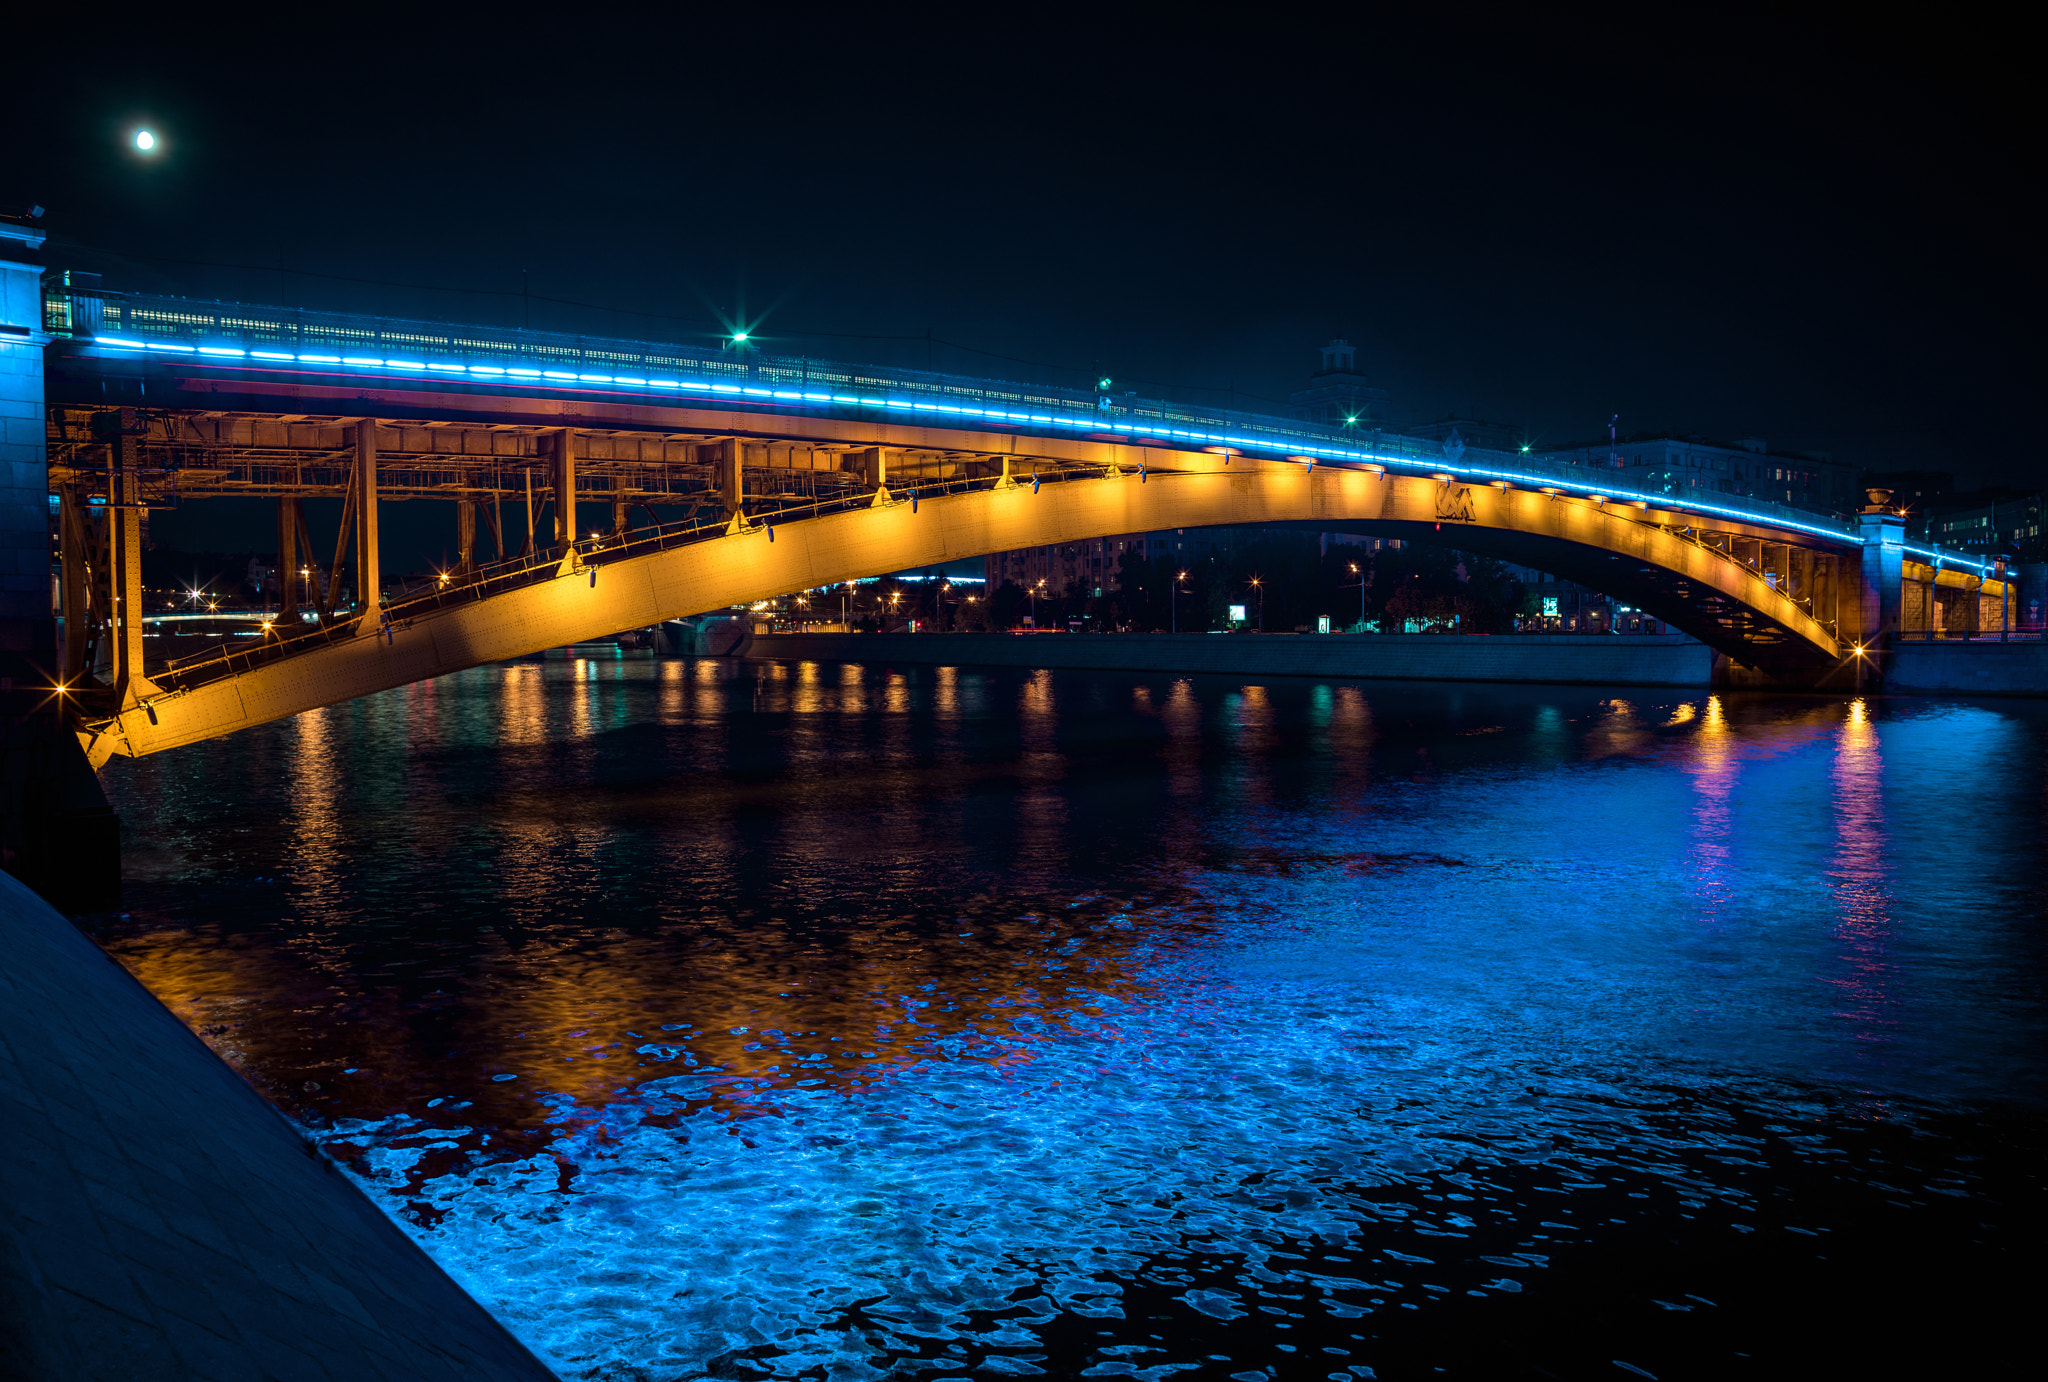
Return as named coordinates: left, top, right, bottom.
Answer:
left=134, top=129, right=156, bottom=151
left=732, top=331, right=750, bottom=343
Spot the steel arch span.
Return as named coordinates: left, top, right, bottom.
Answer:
left=80, top=465, right=1855, bottom=762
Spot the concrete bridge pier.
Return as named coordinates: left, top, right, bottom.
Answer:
left=1857, top=510, right=1906, bottom=649
left=1, top=220, right=119, bottom=914
left=550, top=427, right=575, bottom=545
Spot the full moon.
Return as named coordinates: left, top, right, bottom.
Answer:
left=134, top=129, right=156, bottom=151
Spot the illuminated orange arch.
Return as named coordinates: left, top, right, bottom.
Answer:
left=86, top=466, right=1845, bottom=760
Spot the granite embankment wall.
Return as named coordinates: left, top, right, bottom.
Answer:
left=745, top=630, right=1715, bottom=686
left=0, top=871, right=557, bottom=1381
left=1887, top=640, right=2048, bottom=696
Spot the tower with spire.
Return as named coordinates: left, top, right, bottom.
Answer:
left=1289, top=339, right=1389, bottom=429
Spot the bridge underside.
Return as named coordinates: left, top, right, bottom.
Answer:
left=1304, top=520, right=1849, bottom=674
left=69, top=455, right=1858, bottom=761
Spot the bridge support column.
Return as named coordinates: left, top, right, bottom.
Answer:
left=354, top=420, right=380, bottom=623
left=718, top=438, right=744, bottom=517
left=857, top=446, right=893, bottom=505
left=106, top=436, right=157, bottom=712
left=456, top=499, right=476, bottom=571
left=56, top=486, right=90, bottom=684
left=1854, top=512, right=1904, bottom=653
left=521, top=467, right=535, bottom=557
left=552, top=428, right=577, bottom=546
left=276, top=495, right=301, bottom=619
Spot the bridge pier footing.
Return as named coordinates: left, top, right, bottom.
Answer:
left=0, top=715, right=119, bottom=914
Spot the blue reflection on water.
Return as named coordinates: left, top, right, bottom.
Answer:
left=100, top=664, right=2048, bottom=1380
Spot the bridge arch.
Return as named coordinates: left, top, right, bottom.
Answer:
left=86, top=464, right=1854, bottom=761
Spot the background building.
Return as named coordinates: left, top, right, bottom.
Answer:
left=1537, top=435, right=1862, bottom=512
left=1924, top=489, right=2044, bottom=562
left=1289, top=340, right=1389, bottom=429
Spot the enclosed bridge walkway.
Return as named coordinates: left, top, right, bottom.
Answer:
left=29, top=285, right=2014, bottom=766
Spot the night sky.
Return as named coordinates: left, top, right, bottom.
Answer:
left=7, top=8, right=2041, bottom=491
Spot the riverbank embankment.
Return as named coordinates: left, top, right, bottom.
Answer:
left=1887, top=639, right=2048, bottom=696
left=0, top=872, right=557, bottom=1381
left=744, top=630, right=1715, bottom=686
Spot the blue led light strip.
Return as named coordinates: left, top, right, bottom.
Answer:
left=94, top=332, right=2005, bottom=572
left=1903, top=544, right=1998, bottom=579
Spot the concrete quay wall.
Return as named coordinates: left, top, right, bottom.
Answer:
left=1887, top=639, right=2048, bottom=697
left=745, top=630, right=1714, bottom=686
left=0, top=872, right=556, bottom=1381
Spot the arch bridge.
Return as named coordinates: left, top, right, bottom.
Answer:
left=38, top=288, right=2002, bottom=763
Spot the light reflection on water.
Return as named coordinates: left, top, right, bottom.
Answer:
left=98, top=661, right=2047, bottom=1381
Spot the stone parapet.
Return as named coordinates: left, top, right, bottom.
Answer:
left=1886, top=640, right=2048, bottom=697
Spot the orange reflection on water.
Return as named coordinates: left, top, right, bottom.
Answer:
left=286, top=706, right=345, bottom=915
left=103, top=886, right=1201, bottom=1157
left=1685, top=696, right=1737, bottom=918
left=791, top=659, right=824, bottom=715
left=1583, top=697, right=1654, bottom=760
left=1826, top=697, right=1896, bottom=1048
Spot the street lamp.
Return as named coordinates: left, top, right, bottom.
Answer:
left=1173, top=569, right=1187, bottom=633
left=1349, top=561, right=1364, bottom=630
left=1994, top=551, right=2013, bottom=642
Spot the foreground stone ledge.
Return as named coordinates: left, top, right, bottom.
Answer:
left=0, top=871, right=558, bottom=1382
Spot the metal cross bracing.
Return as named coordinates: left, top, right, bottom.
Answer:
left=45, top=408, right=1019, bottom=505
left=44, top=402, right=1119, bottom=710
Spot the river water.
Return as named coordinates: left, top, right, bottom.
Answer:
left=94, top=657, right=2046, bottom=1381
